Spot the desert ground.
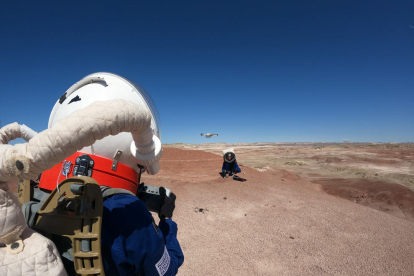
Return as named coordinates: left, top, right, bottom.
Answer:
left=8, top=143, right=414, bottom=275
left=166, top=142, right=414, bottom=222
left=144, top=144, right=414, bottom=276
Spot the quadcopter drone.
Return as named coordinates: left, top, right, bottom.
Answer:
left=201, top=133, right=218, bottom=138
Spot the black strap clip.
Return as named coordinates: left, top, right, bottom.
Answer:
left=73, top=155, right=94, bottom=177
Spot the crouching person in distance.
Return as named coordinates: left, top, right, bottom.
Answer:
left=222, top=152, right=241, bottom=178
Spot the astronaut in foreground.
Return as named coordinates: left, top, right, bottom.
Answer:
left=46, top=73, right=184, bottom=276
left=222, top=150, right=241, bottom=178
left=8, top=73, right=184, bottom=276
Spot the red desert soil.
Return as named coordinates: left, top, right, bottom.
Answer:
left=312, top=178, right=414, bottom=222
left=143, top=148, right=414, bottom=276
left=7, top=148, right=414, bottom=275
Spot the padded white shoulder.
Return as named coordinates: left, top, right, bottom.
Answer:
left=0, top=186, right=67, bottom=276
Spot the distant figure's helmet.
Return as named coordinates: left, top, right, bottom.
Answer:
left=38, top=72, right=162, bottom=193
left=223, top=152, right=236, bottom=163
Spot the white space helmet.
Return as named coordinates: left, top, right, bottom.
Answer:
left=48, top=72, right=161, bottom=174
left=222, top=148, right=236, bottom=163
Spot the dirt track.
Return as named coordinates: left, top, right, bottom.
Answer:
left=145, top=148, right=414, bottom=276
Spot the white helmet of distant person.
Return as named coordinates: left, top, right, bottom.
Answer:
left=38, top=72, right=162, bottom=193
left=222, top=148, right=236, bottom=163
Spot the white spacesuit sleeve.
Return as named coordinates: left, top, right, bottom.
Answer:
left=0, top=99, right=161, bottom=183
left=0, top=123, right=37, bottom=144
left=19, top=124, right=38, bottom=142
left=0, top=123, right=21, bottom=145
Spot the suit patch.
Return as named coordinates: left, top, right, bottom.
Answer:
left=155, top=246, right=170, bottom=276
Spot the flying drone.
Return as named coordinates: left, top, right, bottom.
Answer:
left=201, top=133, right=218, bottom=138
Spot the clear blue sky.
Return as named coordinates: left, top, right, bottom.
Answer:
left=1, top=0, right=413, bottom=144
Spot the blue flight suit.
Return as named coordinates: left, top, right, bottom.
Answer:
left=222, top=160, right=241, bottom=174
left=101, top=194, right=184, bottom=276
